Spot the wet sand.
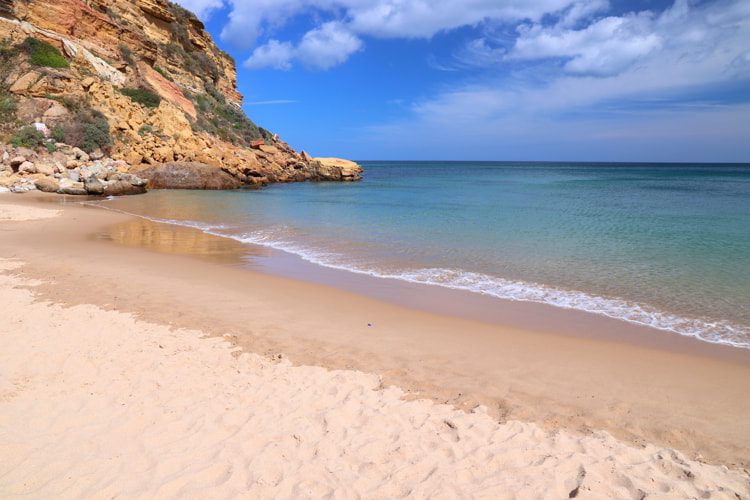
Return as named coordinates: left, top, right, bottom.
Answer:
left=1, top=193, right=749, bottom=474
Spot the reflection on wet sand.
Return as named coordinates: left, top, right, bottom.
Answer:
left=98, top=218, right=269, bottom=265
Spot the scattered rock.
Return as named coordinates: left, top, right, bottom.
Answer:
left=9, top=180, right=36, bottom=193
left=103, top=179, right=146, bottom=196
left=35, top=177, right=60, bottom=193
left=15, top=148, right=36, bottom=160
left=35, top=162, right=55, bottom=176
left=137, top=162, right=243, bottom=190
left=83, top=176, right=105, bottom=195
left=42, top=102, right=69, bottom=124
left=81, top=77, right=96, bottom=90
left=18, top=161, right=37, bottom=175
left=71, top=148, right=90, bottom=162
left=57, top=179, right=88, bottom=196
left=9, top=156, right=26, bottom=169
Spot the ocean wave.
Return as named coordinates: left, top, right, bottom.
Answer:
left=88, top=202, right=750, bottom=350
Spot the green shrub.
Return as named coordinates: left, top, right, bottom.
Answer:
left=0, top=92, right=16, bottom=119
left=51, top=125, right=65, bottom=142
left=80, top=111, right=112, bottom=152
left=157, top=3, right=222, bottom=86
left=138, top=124, right=154, bottom=136
left=55, top=100, right=112, bottom=153
left=20, top=37, right=69, bottom=68
left=189, top=86, right=264, bottom=147
left=119, top=87, right=161, bottom=108
left=45, top=142, right=57, bottom=153
left=10, top=125, right=45, bottom=147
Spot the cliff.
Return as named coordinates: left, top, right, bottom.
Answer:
left=0, top=0, right=362, bottom=192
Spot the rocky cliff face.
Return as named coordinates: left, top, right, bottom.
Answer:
left=0, top=0, right=362, bottom=190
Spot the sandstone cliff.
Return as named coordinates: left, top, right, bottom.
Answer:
left=0, top=0, right=362, bottom=190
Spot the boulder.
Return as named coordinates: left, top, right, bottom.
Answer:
left=9, top=156, right=26, bottom=169
left=42, top=102, right=70, bottom=124
left=103, top=180, right=147, bottom=196
left=57, top=179, right=87, bottom=196
left=84, top=176, right=105, bottom=195
left=18, top=161, right=37, bottom=175
left=80, top=163, right=109, bottom=180
left=71, top=148, right=90, bottom=162
left=311, top=158, right=363, bottom=181
left=137, top=162, right=243, bottom=190
left=34, top=177, right=60, bottom=193
left=15, top=148, right=36, bottom=160
left=35, top=162, right=55, bottom=176
left=9, top=179, right=36, bottom=193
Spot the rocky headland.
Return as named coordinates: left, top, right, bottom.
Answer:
left=0, top=0, right=362, bottom=195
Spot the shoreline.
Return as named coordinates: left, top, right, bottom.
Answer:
left=92, top=188, right=750, bottom=355
left=93, top=195, right=750, bottom=365
left=1, top=194, right=750, bottom=470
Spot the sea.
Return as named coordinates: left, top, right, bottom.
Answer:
left=99, top=161, right=750, bottom=349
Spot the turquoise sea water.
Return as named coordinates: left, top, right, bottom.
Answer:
left=103, top=162, right=750, bottom=348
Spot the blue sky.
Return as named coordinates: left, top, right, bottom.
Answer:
left=177, top=0, right=750, bottom=162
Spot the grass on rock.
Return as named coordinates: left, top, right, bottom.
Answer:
left=119, top=87, right=162, bottom=109
left=21, top=37, right=69, bottom=68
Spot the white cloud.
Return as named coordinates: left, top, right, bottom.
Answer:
left=244, top=22, right=362, bottom=70
left=512, top=12, right=662, bottom=76
left=220, top=0, right=604, bottom=67
left=297, top=22, right=363, bottom=69
left=558, top=0, right=609, bottom=28
left=360, top=0, right=750, bottom=160
left=244, top=40, right=295, bottom=70
left=345, top=0, right=580, bottom=38
left=174, top=0, right=225, bottom=19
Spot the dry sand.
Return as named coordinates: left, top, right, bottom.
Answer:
left=0, top=203, right=59, bottom=221
left=0, top=196, right=749, bottom=498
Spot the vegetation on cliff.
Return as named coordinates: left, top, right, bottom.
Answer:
left=20, top=37, right=69, bottom=69
left=119, top=87, right=162, bottom=109
left=190, top=84, right=264, bottom=147
left=163, top=2, right=224, bottom=82
left=0, top=0, right=362, bottom=192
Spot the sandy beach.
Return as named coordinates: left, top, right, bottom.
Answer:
left=1, top=195, right=749, bottom=498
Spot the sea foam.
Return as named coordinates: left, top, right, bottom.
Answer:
left=90, top=202, right=750, bottom=350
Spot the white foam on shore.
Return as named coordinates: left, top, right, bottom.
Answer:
left=89, top=202, right=750, bottom=350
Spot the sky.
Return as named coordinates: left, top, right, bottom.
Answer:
left=176, top=0, right=750, bottom=162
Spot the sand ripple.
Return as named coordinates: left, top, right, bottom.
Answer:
left=0, top=259, right=747, bottom=499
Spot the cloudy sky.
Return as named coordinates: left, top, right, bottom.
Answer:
left=177, top=0, right=750, bottom=161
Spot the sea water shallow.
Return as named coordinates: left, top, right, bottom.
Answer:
left=99, top=162, right=750, bottom=349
